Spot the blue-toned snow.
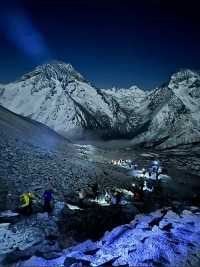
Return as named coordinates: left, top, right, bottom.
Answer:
left=18, top=207, right=200, bottom=267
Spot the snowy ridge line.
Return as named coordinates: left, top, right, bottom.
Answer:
left=0, top=63, right=200, bottom=148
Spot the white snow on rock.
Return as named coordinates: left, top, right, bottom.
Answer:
left=102, top=85, right=147, bottom=111
left=0, top=63, right=200, bottom=148
left=0, top=223, right=44, bottom=255
left=130, top=69, right=200, bottom=148
left=0, top=61, right=117, bottom=139
left=16, top=207, right=200, bottom=267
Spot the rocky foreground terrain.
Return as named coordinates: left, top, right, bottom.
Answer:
left=0, top=205, right=199, bottom=267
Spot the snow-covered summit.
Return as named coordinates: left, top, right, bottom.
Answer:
left=0, top=61, right=127, bottom=139
left=20, top=61, right=86, bottom=83
left=170, top=69, right=199, bottom=84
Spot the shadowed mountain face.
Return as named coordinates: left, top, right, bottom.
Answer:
left=0, top=105, right=68, bottom=150
left=0, top=62, right=200, bottom=148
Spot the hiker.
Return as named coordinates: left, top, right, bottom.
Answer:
left=105, top=191, right=111, bottom=203
left=132, top=184, right=143, bottom=201
left=78, top=189, right=86, bottom=208
left=152, top=160, right=161, bottom=180
left=152, top=160, right=160, bottom=166
left=133, top=163, right=138, bottom=170
left=115, top=190, right=122, bottom=205
left=152, top=160, right=160, bottom=171
left=20, top=192, right=34, bottom=216
left=148, top=167, right=152, bottom=177
left=154, top=179, right=162, bottom=196
left=152, top=164, right=159, bottom=173
left=155, top=171, right=160, bottom=180
left=91, top=182, right=99, bottom=199
left=141, top=168, right=146, bottom=177
left=143, top=181, right=154, bottom=192
left=110, top=190, right=117, bottom=205
left=43, top=190, right=53, bottom=213
left=125, top=159, right=132, bottom=168
left=118, top=159, right=122, bottom=165
left=86, top=186, right=96, bottom=199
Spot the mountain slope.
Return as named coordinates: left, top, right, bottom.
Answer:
left=0, top=105, right=68, bottom=150
left=0, top=62, right=119, bottom=139
left=102, top=85, right=147, bottom=112
left=0, top=61, right=149, bottom=140
left=0, top=105, right=135, bottom=210
left=0, top=63, right=199, bottom=148
left=131, top=69, right=200, bottom=148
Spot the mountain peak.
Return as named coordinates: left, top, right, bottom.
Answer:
left=107, top=85, right=143, bottom=92
left=129, top=85, right=144, bottom=91
left=167, top=69, right=200, bottom=92
left=170, top=69, right=199, bottom=84
left=40, top=61, right=75, bottom=72
left=20, top=60, right=86, bottom=83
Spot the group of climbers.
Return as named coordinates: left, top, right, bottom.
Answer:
left=111, top=159, right=137, bottom=169
left=77, top=183, right=100, bottom=208
left=77, top=183, right=146, bottom=208
left=112, top=158, right=162, bottom=181
left=18, top=159, right=163, bottom=215
left=19, top=189, right=53, bottom=216
left=104, top=159, right=163, bottom=205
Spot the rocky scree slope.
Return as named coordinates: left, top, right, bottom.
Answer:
left=0, top=105, right=136, bottom=210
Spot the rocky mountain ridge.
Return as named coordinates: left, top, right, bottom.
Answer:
left=0, top=62, right=199, bottom=148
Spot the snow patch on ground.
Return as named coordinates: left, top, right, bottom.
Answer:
left=16, top=207, right=200, bottom=267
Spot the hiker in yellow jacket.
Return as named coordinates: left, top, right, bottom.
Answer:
left=20, top=192, right=34, bottom=215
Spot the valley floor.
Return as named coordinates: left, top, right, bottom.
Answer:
left=75, top=141, right=200, bottom=200
left=1, top=134, right=200, bottom=267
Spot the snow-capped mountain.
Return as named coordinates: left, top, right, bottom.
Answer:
left=131, top=69, right=200, bottom=148
left=102, top=85, right=147, bottom=111
left=0, top=62, right=199, bottom=148
left=0, top=62, right=126, bottom=139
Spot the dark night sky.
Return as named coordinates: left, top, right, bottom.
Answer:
left=0, top=0, right=200, bottom=89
